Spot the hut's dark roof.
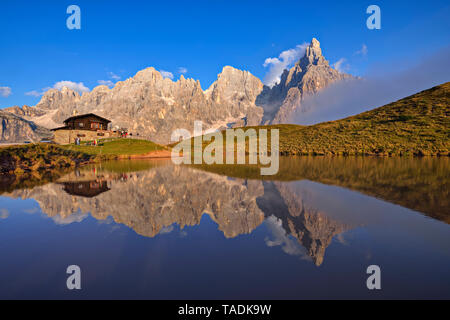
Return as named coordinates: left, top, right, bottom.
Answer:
left=63, top=113, right=111, bottom=124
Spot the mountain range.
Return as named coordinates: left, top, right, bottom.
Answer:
left=1, top=38, right=352, bottom=144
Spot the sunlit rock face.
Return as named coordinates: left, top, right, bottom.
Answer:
left=4, top=105, right=46, bottom=118
left=8, top=67, right=264, bottom=144
left=257, top=38, right=353, bottom=124
left=0, top=110, right=52, bottom=142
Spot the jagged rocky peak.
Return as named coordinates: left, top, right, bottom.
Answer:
left=92, top=85, right=110, bottom=93
left=133, top=67, right=164, bottom=82
left=258, top=37, right=353, bottom=124
left=219, top=65, right=251, bottom=77
left=208, top=66, right=264, bottom=101
left=213, top=65, right=260, bottom=86
left=216, top=65, right=261, bottom=83
left=61, top=86, right=76, bottom=94
left=177, top=74, right=202, bottom=90
left=37, top=86, right=80, bottom=111
left=275, top=38, right=328, bottom=89
left=283, top=37, right=333, bottom=89
left=310, top=37, right=321, bottom=50
left=299, top=37, right=327, bottom=68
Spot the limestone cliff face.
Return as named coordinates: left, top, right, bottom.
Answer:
left=206, top=66, right=264, bottom=127
left=258, top=38, right=353, bottom=124
left=4, top=105, right=46, bottom=118
left=11, top=66, right=264, bottom=144
left=0, top=110, right=52, bottom=143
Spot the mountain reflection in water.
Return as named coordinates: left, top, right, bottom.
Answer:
left=3, top=158, right=449, bottom=265
left=0, top=157, right=449, bottom=299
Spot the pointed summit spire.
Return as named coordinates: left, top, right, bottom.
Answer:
left=299, top=37, right=328, bottom=68
left=310, top=37, right=321, bottom=48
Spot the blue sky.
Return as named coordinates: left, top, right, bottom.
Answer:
left=0, top=0, right=449, bottom=108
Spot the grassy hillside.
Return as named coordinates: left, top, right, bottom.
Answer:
left=270, top=82, right=449, bottom=156
left=60, top=138, right=167, bottom=156
left=276, top=82, right=449, bottom=155
left=0, top=139, right=168, bottom=174
left=0, top=144, right=95, bottom=175
left=188, top=82, right=449, bottom=156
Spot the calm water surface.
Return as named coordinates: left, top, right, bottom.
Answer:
left=0, top=157, right=449, bottom=299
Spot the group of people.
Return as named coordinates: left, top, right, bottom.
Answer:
left=74, top=137, right=98, bottom=146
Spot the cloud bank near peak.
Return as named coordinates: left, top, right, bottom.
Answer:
left=292, top=47, right=450, bottom=125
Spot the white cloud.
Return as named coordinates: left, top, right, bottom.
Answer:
left=263, top=43, right=308, bottom=87
left=264, top=215, right=310, bottom=259
left=96, top=71, right=120, bottom=88
left=333, top=45, right=367, bottom=74
left=51, top=212, right=88, bottom=225
left=108, top=72, right=121, bottom=80
left=332, top=58, right=348, bottom=72
left=97, top=80, right=114, bottom=87
left=0, top=86, right=12, bottom=97
left=53, top=81, right=90, bottom=93
left=26, top=81, right=90, bottom=97
left=160, top=70, right=174, bottom=80
left=178, top=67, right=188, bottom=74
left=355, top=44, right=368, bottom=56
left=25, top=90, right=44, bottom=97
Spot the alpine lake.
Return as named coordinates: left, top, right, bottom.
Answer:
left=0, top=157, right=449, bottom=299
